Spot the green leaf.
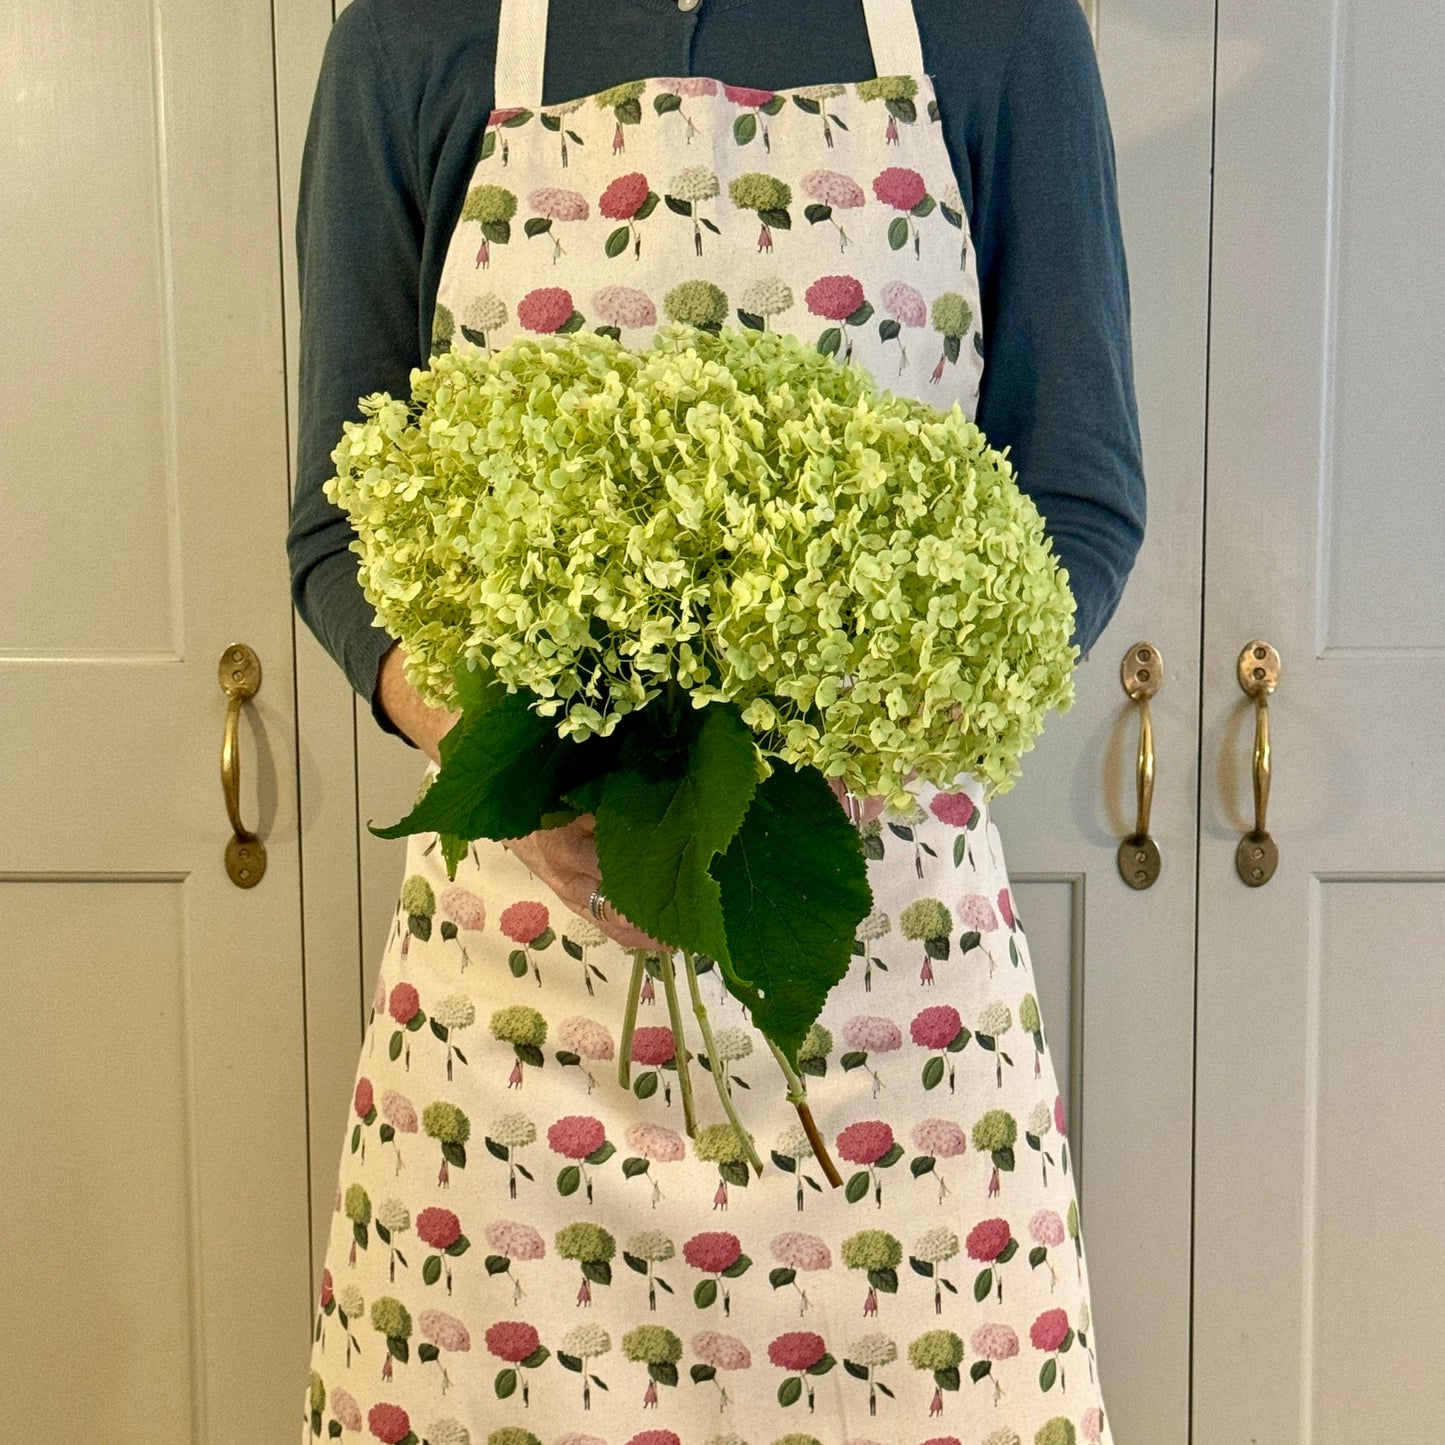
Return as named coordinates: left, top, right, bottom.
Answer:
left=495, top=1369, right=517, bottom=1398
left=594, top=701, right=759, bottom=961
left=605, top=225, right=630, bottom=258
left=711, top=761, right=872, bottom=1067
left=844, top=1171, right=870, bottom=1204
left=369, top=667, right=568, bottom=843
left=922, top=1055, right=945, bottom=1090
left=733, top=112, right=757, bottom=144
left=888, top=216, right=909, bottom=250
left=694, top=1278, right=718, bottom=1308
left=557, top=1165, right=581, bottom=1196
left=778, top=1376, right=803, bottom=1407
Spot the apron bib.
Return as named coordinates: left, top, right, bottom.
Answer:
left=304, top=5, right=1115, bottom=1443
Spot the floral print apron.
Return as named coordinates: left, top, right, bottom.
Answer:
left=304, top=2, right=1115, bottom=1443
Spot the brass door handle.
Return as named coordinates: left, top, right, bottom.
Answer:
left=1235, top=639, right=1280, bottom=886
left=1117, top=642, right=1163, bottom=889
left=219, top=643, right=267, bottom=888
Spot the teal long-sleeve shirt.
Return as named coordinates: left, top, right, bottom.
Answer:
left=289, top=0, right=1146, bottom=745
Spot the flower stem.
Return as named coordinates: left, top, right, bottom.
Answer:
left=764, top=1036, right=843, bottom=1188
left=619, top=948, right=646, bottom=1089
left=681, top=951, right=764, bottom=1177
left=659, top=948, right=698, bottom=1137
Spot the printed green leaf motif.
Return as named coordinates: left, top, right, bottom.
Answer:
left=888, top=216, right=909, bottom=250
left=711, top=761, right=872, bottom=1068
left=734, top=112, right=758, bottom=145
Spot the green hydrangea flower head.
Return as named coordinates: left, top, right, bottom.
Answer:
left=401, top=875, right=436, bottom=917
left=622, top=1324, right=683, bottom=1363
left=308, top=1371, right=325, bottom=1414
left=728, top=172, right=792, bottom=212
left=1035, top=1419, right=1077, bottom=1445
left=772, top=1436, right=824, bottom=1445
left=931, top=292, right=973, bottom=338
left=971, top=1108, right=1017, bottom=1154
left=344, top=1183, right=371, bottom=1224
left=664, top=279, right=729, bottom=328
left=488, top=1430, right=542, bottom=1445
left=1067, top=1199, right=1079, bottom=1239
left=370, top=1295, right=412, bottom=1339
left=462, top=184, right=517, bottom=225
left=907, top=1328, right=964, bottom=1371
left=840, top=1229, right=903, bottom=1272
left=430, top=303, right=455, bottom=356
left=490, top=1005, right=547, bottom=1047
left=900, top=898, right=951, bottom=941
left=692, top=1121, right=753, bottom=1164
left=797, top=1023, right=833, bottom=1062
left=855, top=75, right=919, bottom=102
left=422, top=1100, right=471, bottom=1146
left=1019, top=993, right=1041, bottom=1033
left=595, top=80, right=646, bottom=107
left=556, top=1221, right=617, bottom=1263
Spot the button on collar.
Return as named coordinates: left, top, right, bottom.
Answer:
left=677, top=0, right=700, bottom=11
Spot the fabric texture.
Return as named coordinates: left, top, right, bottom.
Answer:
left=303, top=3, right=1117, bottom=1440
left=288, top=0, right=1145, bottom=745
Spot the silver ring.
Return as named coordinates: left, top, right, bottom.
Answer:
left=588, top=886, right=608, bottom=920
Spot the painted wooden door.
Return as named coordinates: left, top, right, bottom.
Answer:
left=1194, top=0, right=1445, bottom=1437
left=1, top=0, right=310, bottom=1440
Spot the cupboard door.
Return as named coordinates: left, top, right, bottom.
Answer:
left=2, top=0, right=308, bottom=1438
left=1196, top=0, right=1445, bottom=1437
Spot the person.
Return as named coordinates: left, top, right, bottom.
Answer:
left=291, top=1, right=1144, bottom=1440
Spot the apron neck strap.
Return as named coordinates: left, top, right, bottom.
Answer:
left=491, top=0, right=927, bottom=109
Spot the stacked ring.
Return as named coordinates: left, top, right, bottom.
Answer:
left=587, top=886, right=608, bottom=920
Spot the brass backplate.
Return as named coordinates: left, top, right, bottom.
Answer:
left=226, top=833, right=267, bottom=888
left=1235, top=830, right=1278, bottom=887
left=219, top=642, right=261, bottom=700
left=1117, top=833, right=1161, bottom=889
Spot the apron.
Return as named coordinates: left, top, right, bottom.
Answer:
left=304, top=4, right=1116, bottom=1443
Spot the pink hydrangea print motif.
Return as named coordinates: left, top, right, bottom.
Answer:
left=556, top=1014, right=616, bottom=1094
left=769, top=1230, right=832, bottom=1315
left=367, top=1401, right=412, bottom=1444
left=548, top=1115, right=613, bottom=1203
left=526, top=186, right=589, bottom=263
left=484, top=105, right=528, bottom=167
left=486, top=1319, right=546, bottom=1405
left=968, top=1320, right=1019, bottom=1404
left=592, top=284, right=657, bottom=338
left=806, top=274, right=868, bottom=362
left=682, top=1230, right=750, bottom=1315
left=911, top=1004, right=968, bottom=1093
left=438, top=883, right=486, bottom=969
left=600, top=171, right=657, bottom=260
left=483, top=1218, right=546, bottom=1303
left=910, top=1116, right=968, bottom=1203
left=873, top=165, right=933, bottom=258
left=768, top=1329, right=835, bottom=1410
left=415, top=1205, right=466, bottom=1296
left=725, top=83, right=780, bottom=151
left=690, top=1329, right=752, bottom=1408
left=622, top=1120, right=687, bottom=1207
left=836, top=1120, right=901, bottom=1208
left=880, top=278, right=927, bottom=371
left=801, top=168, right=866, bottom=251
left=654, top=75, right=719, bottom=145
left=1031, top=1306, right=1074, bottom=1392
left=967, top=1216, right=1016, bottom=1303
left=419, top=1308, right=471, bottom=1393
left=517, top=287, right=583, bottom=339
left=841, top=1014, right=903, bottom=1098
left=500, top=901, right=555, bottom=986
left=630, top=1025, right=679, bottom=1106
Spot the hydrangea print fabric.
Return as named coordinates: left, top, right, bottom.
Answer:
left=305, top=0, right=1115, bottom=1437
left=305, top=780, right=1113, bottom=1445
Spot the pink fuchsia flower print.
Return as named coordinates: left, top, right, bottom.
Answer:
left=654, top=75, right=719, bottom=145
left=600, top=171, right=657, bottom=259
left=879, top=278, right=927, bottom=372
left=591, top=284, right=657, bottom=335
left=966, top=1216, right=1016, bottom=1304
left=840, top=1014, right=903, bottom=1098
left=367, top=1401, right=411, bottom=1444
left=548, top=1115, right=612, bottom=1202
left=968, top=1321, right=1019, bottom=1405
left=723, top=83, right=780, bottom=151
left=728, top=171, right=793, bottom=252
left=486, top=1320, right=546, bottom=1404
left=872, top=165, right=933, bottom=258
left=623, top=1120, right=688, bottom=1207
left=770, top=1230, right=832, bottom=1315
left=768, top=1329, right=834, bottom=1410
left=835, top=1120, right=901, bottom=1208
left=516, top=287, right=582, bottom=339
left=526, top=185, right=589, bottom=264
left=806, top=273, right=869, bottom=362
left=683, top=1230, right=749, bottom=1315
left=690, top=1329, right=752, bottom=1407
left=1030, top=1306, right=1073, bottom=1392
left=909, top=1116, right=967, bottom=1203
left=911, top=1004, right=968, bottom=1094
left=483, top=1217, right=546, bottom=1303
left=800, top=168, right=866, bottom=251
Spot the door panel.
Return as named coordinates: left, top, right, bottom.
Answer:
left=1197, top=0, right=1445, bottom=1436
left=0, top=1, right=308, bottom=1438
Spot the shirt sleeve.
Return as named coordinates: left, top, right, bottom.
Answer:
left=288, top=0, right=423, bottom=744
left=971, top=0, right=1147, bottom=661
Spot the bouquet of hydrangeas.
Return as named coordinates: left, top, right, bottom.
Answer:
left=325, top=321, right=1078, bottom=1184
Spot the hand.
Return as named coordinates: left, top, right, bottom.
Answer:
left=375, top=642, right=461, bottom=765
left=506, top=814, right=665, bottom=952
left=827, top=775, right=888, bottom=826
